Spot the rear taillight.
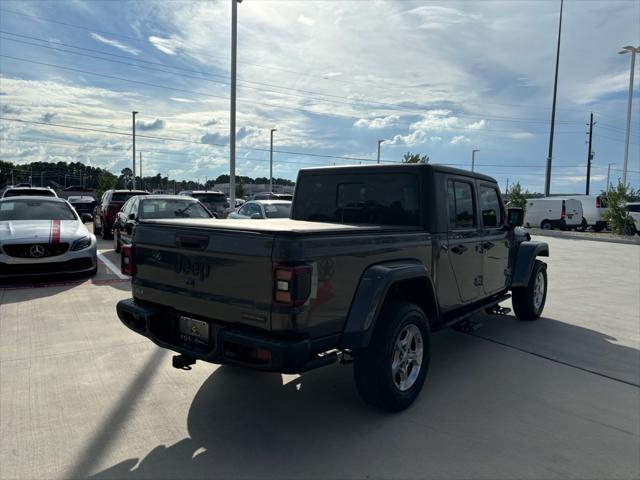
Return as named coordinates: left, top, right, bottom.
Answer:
left=596, top=197, right=601, bottom=208
left=561, top=201, right=567, bottom=219
left=273, top=264, right=312, bottom=306
left=121, top=245, right=135, bottom=276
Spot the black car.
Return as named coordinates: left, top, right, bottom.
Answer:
left=67, top=196, right=97, bottom=220
left=112, top=195, right=213, bottom=253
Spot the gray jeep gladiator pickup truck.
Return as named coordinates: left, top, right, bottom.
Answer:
left=117, top=164, right=549, bottom=411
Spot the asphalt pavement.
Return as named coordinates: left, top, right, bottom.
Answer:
left=0, top=234, right=638, bottom=480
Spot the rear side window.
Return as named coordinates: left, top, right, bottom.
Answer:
left=479, top=185, right=503, bottom=228
left=447, top=180, right=475, bottom=229
left=292, top=173, right=420, bottom=226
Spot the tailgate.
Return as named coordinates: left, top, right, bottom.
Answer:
left=131, top=223, right=275, bottom=330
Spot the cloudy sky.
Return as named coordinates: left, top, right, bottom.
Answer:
left=0, top=0, right=638, bottom=192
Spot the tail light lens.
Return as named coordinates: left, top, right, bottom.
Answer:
left=121, top=245, right=135, bottom=275
left=561, top=201, right=567, bottom=219
left=274, top=264, right=312, bottom=306
left=596, top=197, right=601, bottom=208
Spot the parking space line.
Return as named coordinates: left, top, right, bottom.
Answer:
left=97, top=252, right=128, bottom=280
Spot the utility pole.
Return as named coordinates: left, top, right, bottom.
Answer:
left=544, top=0, right=564, bottom=197
left=269, top=128, right=277, bottom=193
left=139, top=151, right=143, bottom=190
left=132, top=111, right=138, bottom=189
left=505, top=178, right=509, bottom=194
left=40, top=171, right=43, bottom=187
left=619, top=46, right=639, bottom=186
left=377, top=139, right=385, bottom=163
left=471, top=149, right=480, bottom=171
left=229, top=0, right=241, bottom=210
left=585, top=112, right=595, bottom=195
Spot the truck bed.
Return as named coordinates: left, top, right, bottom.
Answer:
left=142, top=218, right=417, bottom=235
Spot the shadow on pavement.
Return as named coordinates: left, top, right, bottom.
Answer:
left=89, top=317, right=640, bottom=480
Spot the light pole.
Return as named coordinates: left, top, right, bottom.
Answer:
left=619, top=45, right=640, bottom=186
left=229, top=0, right=242, bottom=209
left=471, top=149, right=480, bottom=171
left=606, top=162, right=615, bottom=192
left=377, top=139, right=385, bottom=163
left=544, top=0, right=564, bottom=197
left=132, top=111, right=138, bottom=189
left=269, top=128, right=277, bottom=193
left=139, top=151, right=143, bottom=190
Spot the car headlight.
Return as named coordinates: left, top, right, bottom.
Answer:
left=71, top=235, right=92, bottom=251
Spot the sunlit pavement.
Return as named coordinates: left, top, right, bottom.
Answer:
left=1, top=235, right=638, bottom=480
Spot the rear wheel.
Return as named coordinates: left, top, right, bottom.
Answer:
left=93, top=217, right=102, bottom=235
left=354, top=302, right=431, bottom=412
left=113, top=229, right=121, bottom=253
left=512, top=260, right=547, bottom=321
left=101, top=222, right=112, bottom=240
left=541, top=220, right=552, bottom=230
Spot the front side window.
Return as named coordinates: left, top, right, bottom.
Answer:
left=140, top=199, right=212, bottom=219
left=447, top=180, right=475, bottom=229
left=479, top=185, right=503, bottom=228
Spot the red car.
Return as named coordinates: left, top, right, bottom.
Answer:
left=93, top=189, right=148, bottom=240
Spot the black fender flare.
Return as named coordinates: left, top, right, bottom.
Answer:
left=339, top=260, right=438, bottom=350
left=510, top=241, right=549, bottom=288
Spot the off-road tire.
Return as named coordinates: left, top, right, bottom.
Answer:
left=353, top=302, right=431, bottom=412
left=512, top=260, right=547, bottom=321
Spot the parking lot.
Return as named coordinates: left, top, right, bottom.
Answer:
left=1, top=233, right=639, bottom=480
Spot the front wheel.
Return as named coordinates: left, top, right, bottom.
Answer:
left=353, top=302, right=431, bottom=412
left=512, top=260, right=547, bottom=321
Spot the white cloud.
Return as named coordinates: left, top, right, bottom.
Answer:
left=297, top=14, right=315, bottom=27
left=450, top=135, right=470, bottom=145
left=90, top=33, right=140, bottom=55
left=136, top=118, right=165, bottom=131
left=169, top=97, right=195, bottom=103
left=149, top=35, right=182, bottom=55
left=407, top=6, right=481, bottom=30
left=354, top=115, right=400, bottom=129
left=510, top=132, right=534, bottom=140
left=430, top=136, right=442, bottom=142
left=467, top=120, right=486, bottom=130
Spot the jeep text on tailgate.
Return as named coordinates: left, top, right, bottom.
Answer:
left=117, top=164, right=549, bottom=411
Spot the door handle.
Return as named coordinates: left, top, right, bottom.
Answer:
left=483, top=241, right=494, bottom=250
left=451, top=244, right=467, bottom=255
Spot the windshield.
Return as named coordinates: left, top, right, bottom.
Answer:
left=112, top=192, right=147, bottom=202
left=4, top=189, right=56, bottom=197
left=140, top=199, right=212, bottom=219
left=192, top=193, right=226, bottom=203
left=0, top=200, right=77, bottom=221
left=263, top=203, right=291, bottom=218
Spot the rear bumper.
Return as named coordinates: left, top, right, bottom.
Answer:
left=116, top=298, right=338, bottom=374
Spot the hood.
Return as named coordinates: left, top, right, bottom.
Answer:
left=0, top=220, right=89, bottom=244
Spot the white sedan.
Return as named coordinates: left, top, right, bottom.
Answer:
left=227, top=200, right=291, bottom=219
left=0, top=196, right=98, bottom=279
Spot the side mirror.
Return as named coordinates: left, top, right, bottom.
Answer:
left=507, top=208, right=524, bottom=227
left=250, top=213, right=262, bottom=219
left=128, top=213, right=136, bottom=221
left=81, top=213, right=92, bottom=223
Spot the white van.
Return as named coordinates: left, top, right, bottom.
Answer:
left=554, top=195, right=608, bottom=231
left=524, top=198, right=583, bottom=230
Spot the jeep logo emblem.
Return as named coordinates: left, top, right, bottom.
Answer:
left=174, top=256, right=210, bottom=282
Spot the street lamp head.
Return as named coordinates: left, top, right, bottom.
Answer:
left=132, top=110, right=139, bottom=115
left=619, top=46, right=640, bottom=54
left=271, top=128, right=277, bottom=133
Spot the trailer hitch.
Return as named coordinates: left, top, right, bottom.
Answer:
left=172, top=354, right=196, bottom=370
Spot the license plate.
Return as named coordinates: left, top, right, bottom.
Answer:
left=178, top=316, right=210, bottom=346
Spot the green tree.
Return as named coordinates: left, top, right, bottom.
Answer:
left=96, top=171, right=117, bottom=199
left=402, top=152, right=430, bottom=164
left=235, top=178, right=246, bottom=198
left=505, top=181, right=529, bottom=210
left=602, top=181, right=637, bottom=235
